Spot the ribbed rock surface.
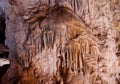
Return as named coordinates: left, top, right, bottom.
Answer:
left=1, top=0, right=120, bottom=84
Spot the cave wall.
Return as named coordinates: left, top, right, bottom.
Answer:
left=1, top=0, right=120, bottom=84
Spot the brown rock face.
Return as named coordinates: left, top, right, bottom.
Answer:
left=1, top=0, right=120, bottom=84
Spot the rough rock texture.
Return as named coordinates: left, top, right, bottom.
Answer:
left=1, top=0, right=120, bottom=84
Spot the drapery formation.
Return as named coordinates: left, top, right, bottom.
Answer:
left=1, top=0, right=120, bottom=84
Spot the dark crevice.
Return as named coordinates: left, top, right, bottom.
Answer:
left=0, top=10, right=9, bottom=58
left=0, top=64, right=10, bottom=78
left=0, top=6, right=10, bottom=79
left=0, top=13, right=5, bottom=44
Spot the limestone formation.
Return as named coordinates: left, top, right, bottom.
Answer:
left=0, top=0, right=120, bottom=84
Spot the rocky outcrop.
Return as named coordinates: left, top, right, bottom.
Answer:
left=1, top=0, right=120, bottom=84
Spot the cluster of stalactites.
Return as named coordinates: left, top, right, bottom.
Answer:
left=15, top=3, right=100, bottom=83
left=61, top=35, right=99, bottom=83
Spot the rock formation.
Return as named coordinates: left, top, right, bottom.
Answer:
left=0, top=0, right=120, bottom=84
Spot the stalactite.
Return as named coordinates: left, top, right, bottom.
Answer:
left=2, top=0, right=119, bottom=84
left=62, top=34, right=99, bottom=83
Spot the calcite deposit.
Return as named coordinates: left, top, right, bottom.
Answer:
left=0, top=0, right=120, bottom=84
